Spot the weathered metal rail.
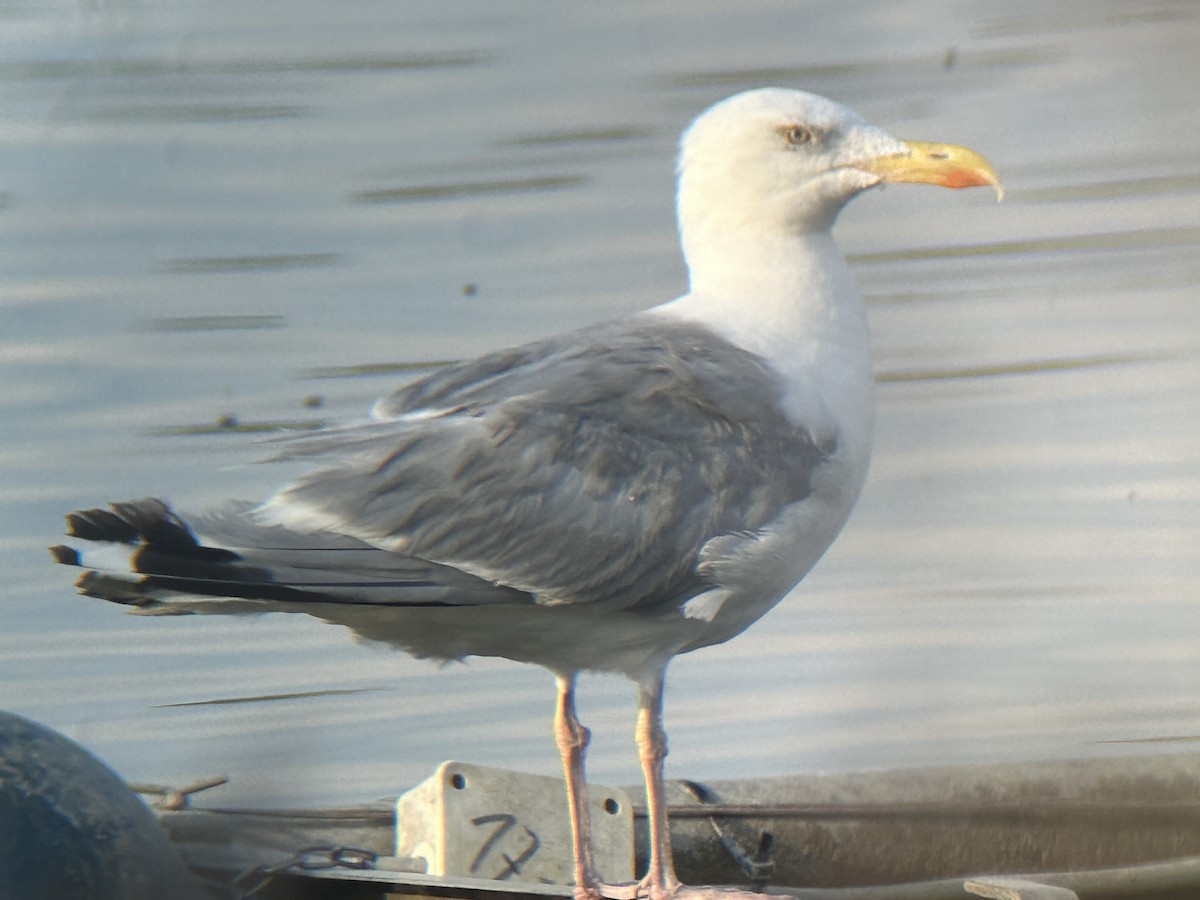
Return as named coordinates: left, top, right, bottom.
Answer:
left=153, top=751, right=1200, bottom=899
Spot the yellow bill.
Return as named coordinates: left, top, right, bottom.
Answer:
left=861, top=140, right=1003, bottom=200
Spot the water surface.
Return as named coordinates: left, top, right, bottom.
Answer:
left=2, top=0, right=1198, bottom=806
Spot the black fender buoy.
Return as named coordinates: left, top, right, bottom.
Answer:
left=0, top=710, right=204, bottom=900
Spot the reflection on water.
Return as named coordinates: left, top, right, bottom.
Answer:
left=153, top=688, right=384, bottom=709
left=1, top=51, right=490, bottom=83
left=163, top=254, right=343, bottom=274
left=852, top=225, right=1200, bottom=263
left=502, top=127, right=654, bottom=148
left=662, top=45, right=1062, bottom=88
left=1, top=0, right=1198, bottom=807
left=877, top=352, right=1160, bottom=384
left=351, top=175, right=587, bottom=205
left=1020, top=173, right=1200, bottom=203
left=139, top=315, right=287, bottom=333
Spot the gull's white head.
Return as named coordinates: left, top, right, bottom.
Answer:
left=676, top=88, right=1000, bottom=252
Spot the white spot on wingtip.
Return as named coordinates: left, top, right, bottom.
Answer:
left=682, top=589, right=730, bottom=622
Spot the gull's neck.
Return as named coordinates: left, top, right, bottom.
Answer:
left=654, top=229, right=869, bottom=372
left=649, top=227, right=876, bottom=455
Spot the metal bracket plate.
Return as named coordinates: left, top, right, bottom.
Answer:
left=395, top=761, right=633, bottom=887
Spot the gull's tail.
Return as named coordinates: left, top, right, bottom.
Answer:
left=49, top=497, right=525, bottom=613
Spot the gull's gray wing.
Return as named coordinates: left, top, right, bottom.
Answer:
left=262, top=317, right=831, bottom=612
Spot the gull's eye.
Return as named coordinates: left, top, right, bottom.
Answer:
left=781, top=124, right=820, bottom=147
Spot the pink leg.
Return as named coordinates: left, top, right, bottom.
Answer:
left=636, top=670, right=680, bottom=900
left=555, top=673, right=601, bottom=900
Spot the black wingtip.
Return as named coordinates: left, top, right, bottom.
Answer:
left=110, top=498, right=200, bottom=549
left=63, top=498, right=201, bottom=550
left=75, top=571, right=161, bottom=608
left=65, top=506, right=141, bottom=542
left=48, top=545, right=80, bottom=566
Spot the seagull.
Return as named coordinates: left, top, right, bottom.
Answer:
left=51, top=88, right=999, bottom=900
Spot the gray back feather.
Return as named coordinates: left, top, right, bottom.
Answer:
left=267, top=317, right=830, bottom=612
